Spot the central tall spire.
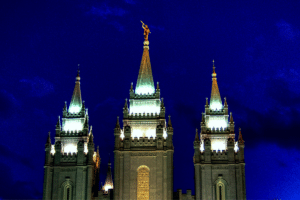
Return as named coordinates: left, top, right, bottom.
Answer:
left=135, top=24, right=155, bottom=95
left=69, top=69, right=82, bottom=113
left=210, top=60, right=222, bottom=110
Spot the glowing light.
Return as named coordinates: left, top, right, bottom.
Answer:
left=84, top=143, right=88, bottom=154
left=103, top=183, right=114, bottom=193
left=211, top=138, right=227, bottom=151
left=131, top=124, right=156, bottom=138
left=207, top=116, right=228, bottom=129
left=200, top=139, right=204, bottom=152
left=68, top=105, right=81, bottom=114
left=130, top=99, right=160, bottom=114
left=135, top=85, right=155, bottom=95
left=210, top=101, right=223, bottom=111
left=234, top=141, right=239, bottom=152
left=62, top=118, right=84, bottom=132
left=163, top=129, right=167, bottom=139
left=63, top=143, right=78, bottom=153
left=120, top=130, right=125, bottom=140
left=50, top=145, right=55, bottom=155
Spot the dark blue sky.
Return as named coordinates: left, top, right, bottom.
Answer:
left=1, top=0, right=300, bottom=199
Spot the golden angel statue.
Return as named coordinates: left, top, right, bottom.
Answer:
left=141, top=21, right=151, bottom=41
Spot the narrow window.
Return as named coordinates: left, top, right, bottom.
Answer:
left=137, top=166, right=150, bottom=200
left=67, top=187, right=70, bottom=200
left=219, top=185, right=222, bottom=200
left=216, top=182, right=225, bottom=200
left=63, top=184, right=72, bottom=200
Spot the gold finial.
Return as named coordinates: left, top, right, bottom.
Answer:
left=212, top=59, right=216, bottom=76
left=141, top=20, right=151, bottom=42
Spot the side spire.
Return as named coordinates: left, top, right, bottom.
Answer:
left=69, top=68, right=82, bottom=113
left=168, top=115, right=172, bottom=128
left=102, top=158, right=114, bottom=193
left=238, top=128, right=244, bottom=144
left=135, top=21, right=155, bottom=95
left=210, top=60, right=222, bottom=110
left=195, top=128, right=199, bottom=141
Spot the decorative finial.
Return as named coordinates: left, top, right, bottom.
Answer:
left=141, top=20, right=150, bottom=47
left=56, top=116, right=61, bottom=129
left=161, top=97, right=164, bottom=108
left=238, top=128, right=244, bottom=144
left=47, top=131, right=51, bottom=144
left=230, top=112, right=234, bottom=123
left=224, top=97, right=228, bottom=107
left=63, top=101, right=67, bottom=111
left=115, top=116, right=120, bottom=129
left=76, top=64, right=80, bottom=81
left=168, top=115, right=172, bottom=128
left=157, top=82, right=160, bottom=90
left=212, top=59, right=216, bottom=75
left=124, top=99, right=128, bottom=111
left=130, top=82, right=133, bottom=91
left=195, top=128, right=199, bottom=141
left=205, top=97, right=208, bottom=106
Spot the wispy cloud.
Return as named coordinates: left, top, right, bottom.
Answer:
left=87, top=5, right=127, bottom=18
left=19, top=76, right=54, bottom=97
left=276, top=20, right=299, bottom=41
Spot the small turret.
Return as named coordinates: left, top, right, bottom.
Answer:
left=194, top=128, right=199, bottom=141
left=45, top=132, right=52, bottom=165
left=123, top=99, right=129, bottom=118
left=238, top=128, right=245, bottom=162
left=168, top=115, right=172, bottom=128
left=238, top=128, right=244, bottom=145
left=55, top=116, right=61, bottom=136
left=115, top=116, right=120, bottom=129
left=193, top=128, right=200, bottom=163
left=46, top=131, right=51, bottom=147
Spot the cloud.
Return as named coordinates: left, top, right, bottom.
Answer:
left=87, top=5, right=127, bottom=18
left=276, top=20, right=299, bottom=41
left=108, top=21, right=125, bottom=32
left=124, top=0, right=136, bottom=4
left=19, top=76, right=54, bottom=97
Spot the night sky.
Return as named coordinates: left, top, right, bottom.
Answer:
left=1, top=0, right=300, bottom=199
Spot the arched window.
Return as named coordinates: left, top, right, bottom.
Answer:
left=216, top=182, right=225, bottom=200
left=137, top=165, right=150, bottom=200
left=62, top=182, right=72, bottom=200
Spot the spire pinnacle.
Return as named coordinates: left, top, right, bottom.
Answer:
left=168, top=115, right=172, bottom=128
left=210, top=60, right=222, bottom=110
left=238, top=128, right=244, bottom=144
left=195, top=128, right=199, bottom=141
left=130, top=82, right=133, bottom=92
left=115, top=116, right=120, bottom=129
left=89, top=129, right=94, bottom=144
left=230, top=112, right=234, bottom=123
left=135, top=30, right=155, bottom=95
left=224, top=97, right=228, bottom=107
left=56, top=116, right=61, bottom=129
left=69, top=69, right=82, bottom=113
left=124, top=99, right=128, bottom=111
left=46, top=131, right=51, bottom=145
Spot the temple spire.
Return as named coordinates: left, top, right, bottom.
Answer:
left=69, top=68, right=82, bottom=113
left=210, top=60, right=222, bottom=110
left=135, top=22, right=155, bottom=95
left=102, top=159, right=114, bottom=193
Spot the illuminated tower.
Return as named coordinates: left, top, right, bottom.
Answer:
left=113, top=38, right=174, bottom=200
left=193, top=61, right=246, bottom=200
left=43, top=71, right=100, bottom=200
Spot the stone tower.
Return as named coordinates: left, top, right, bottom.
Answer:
left=113, top=39, right=174, bottom=200
left=193, top=61, right=246, bottom=200
left=43, top=71, right=100, bottom=200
